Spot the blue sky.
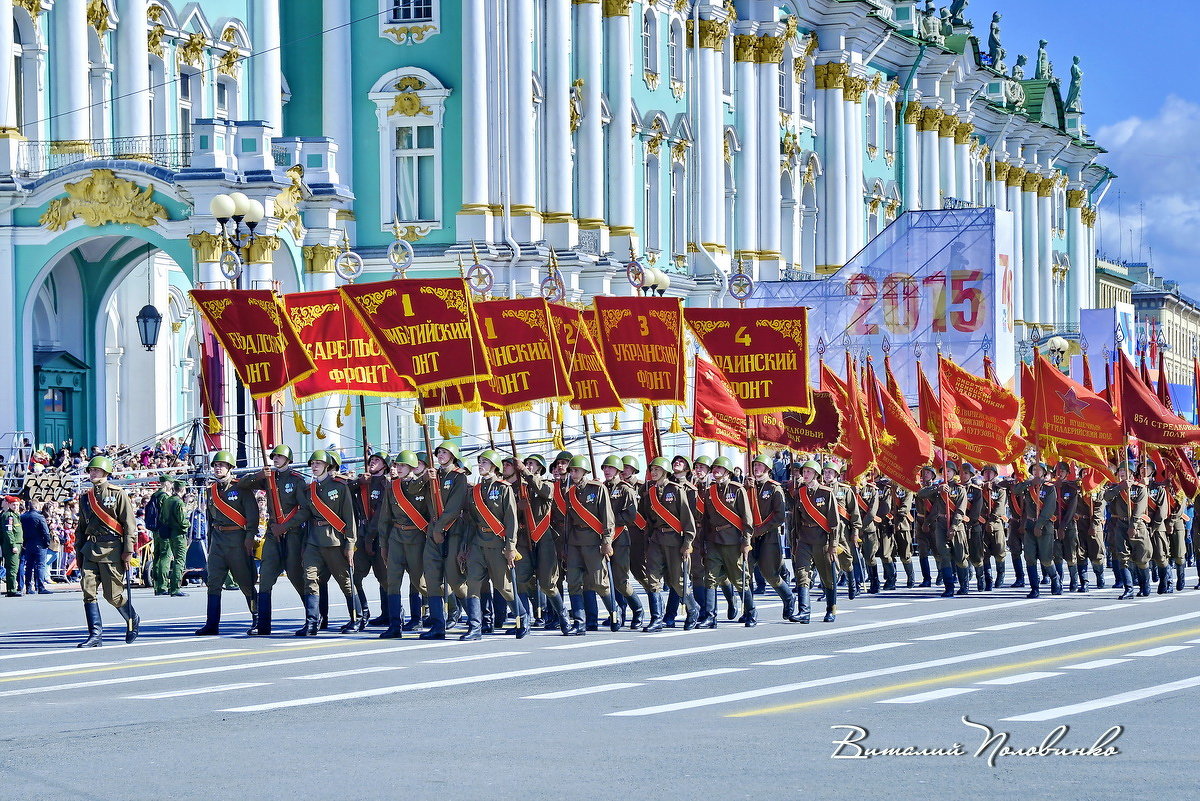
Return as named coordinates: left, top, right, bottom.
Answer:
left=975, top=1, right=1200, bottom=293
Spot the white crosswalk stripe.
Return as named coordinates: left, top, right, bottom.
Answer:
left=1003, top=674, right=1200, bottom=722
left=126, top=682, right=271, bottom=700
left=879, top=687, right=979, bottom=704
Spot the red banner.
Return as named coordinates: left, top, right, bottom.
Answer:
left=939, top=355, right=1022, bottom=464
left=547, top=304, right=622, bottom=414
left=684, top=306, right=812, bottom=415
left=753, top=394, right=842, bottom=453
left=472, top=299, right=571, bottom=411
left=819, top=356, right=873, bottom=478
left=281, top=289, right=415, bottom=402
left=692, top=357, right=749, bottom=449
left=1029, top=354, right=1122, bottom=449
left=593, top=296, right=685, bottom=406
left=865, top=363, right=932, bottom=492
left=340, top=278, right=490, bottom=392
left=190, top=289, right=317, bottom=399
left=1117, top=351, right=1200, bottom=447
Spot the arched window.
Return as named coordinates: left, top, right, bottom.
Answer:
left=645, top=153, right=661, bottom=252
left=779, top=56, right=793, bottom=113
left=642, top=10, right=658, bottom=76
left=884, top=99, right=896, bottom=155
left=671, top=163, right=687, bottom=257
left=866, top=95, right=879, bottom=153
left=178, top=68, right=199, bottom=136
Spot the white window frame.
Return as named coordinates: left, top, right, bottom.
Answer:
left=643, top=9, right=659, bottom=76
left=380, top=0, right=441, bottom=43
left=669, top=21, right=684, bottom=83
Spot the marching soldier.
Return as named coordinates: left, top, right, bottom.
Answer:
left=375, top=451, right=432, bottom=639
left=563, top=455, right=619, bottom=635
left=749, top=454, right=799, bottom=621
left=149, top=477, right=184, bottom=597
left=239, top=445, right=310, bottom=636
left=885, top=478, right=916, bottom=588
left=462, top=451, right=524, bottom=641
left=421, top=442, right=471, bottom=639
left=976, top=465, right=1010, bottom=590
left=790, top=460, right=840, bottom=623
left=639, top=456, right=698, bottom=632
left=506, top=454, right=567, bottom=633
left=195, top=451, right=260, bottom=636
left=352, top=451, right=392, bottom=626
left=917, top=462, right=970, bottom=597
left=1104, top=462, right=1152, bottom=598
left=602, top=455, right=646, bottom=629
left=914, top=465, right=938, bottom=587
left=826, top=463, right=860, bottom=599
left=1143, top=461, right=1175, bottom=594
left=1054, top=462, right=1082, bottom=592
left=1021, top=462, right=1060, bottom=597
left=1005, top=471, right=1029, bottom=588
left=1162, top=467, right=1189, bottom=593
left=75, top=456, right=140, bottom=647
left=857, top=472, right=884, bottom=594
left=1074, top=470, right=1107, bottom=591
left=295, top=451, right=359, bottom=636
left=702, top=456, right=755, bottom=626
left=1, top=496, right=22, bottom=597
left=961, top=462, right=987, bottom=590
left=621, top=455, right=650, bottom=590
left=690, top=456, right=720, bottom=625
left=662, top=455, right=698, bottom=627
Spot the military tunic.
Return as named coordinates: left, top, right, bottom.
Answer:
left=513, top=471, right=562, bottom=599
left=1075, top=489, right=1107, bottom=568
left=833, top=482, right=860, bottom=574
left=422, top=466, right=470, bottom=599
left=464, top=475, right=518, bottom=600
left=639, top=479, right=696, bottom=597
left=1165, top=489, right=1189, bottom=569
left=75, top=480, right=137, bottom=608
left=1, top=508, right=22, bottom=594
left=239, top=467, right=311, bottom=595
left=351, top=473, right=389, bottom=601
left=749, top=476, right=790, bottom=594
left=563, top=478, right=614, bottom=595
left=301, top=475, right=357, bottom=597
left=1054, top=479, right=1081, bottom=567
left=857, top=482, right=883, bottom=568
left=1103, top=481, right=1152, bottom=570
left=374, top=474, right=434, bottom=598
left=788, top=482, right=840, bottom=591
left=975, top=481, right=1009, bottom=563
left=1146, top=481, right=1172, bottom=569
left=917, top=479, right=969, bottom=569
left=1021, top=480, right=1058, bottom=569
left=702, top=477, right=752, bottom=593
left=204, top=477, right=259, bottom=601
left=607, top=477, right=646, bottom=601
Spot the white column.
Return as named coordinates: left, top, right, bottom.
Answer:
left=938, top=115, right=956, bottom=203
left=458, top=0, right=491, bottom=242
left=0, top=0, right=15, bottom=131
left=508, top=0, right=540, bottom=243
left=1021, top=174, right=1040, bottom=328
left=845, top=82, right=864, bottom=253
left=1007, top=175, right=1025, bottom=328
left=52, top=0, right=90, bottom=144
left=114, top=0, right=150, bottom=141
left=918, top=108, right=940, bottom=210
left=696, top=28, right=725, bottom=261
left=542, top=0, right=573, bottom=247
left=954, top=128, right=972, bottom=201
left=322, top=2, right=352, bottom=184
left=733, top=36, right=758, bottom=267
left=901, top=103, right=919, bottom=209
left=757, top=37, right=782, bottom=276
left=1037, top=183, right=1053, bottom=327
left=575, top=0, right=606, bottom=248
left=251, top=0, right=282, bottom=130
left=817, top=62, right=846, bottom=271
left=603, top=1, right=634, bottom=254
left=991, top=162, right=1007, bottom=211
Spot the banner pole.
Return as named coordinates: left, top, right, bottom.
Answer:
left=358, top=395, right=371, bottom=461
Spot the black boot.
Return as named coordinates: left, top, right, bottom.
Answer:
left=1050, top=568, right=1063, bottom=596
left=957, top=567, right=970, bottom=596
left=318, top=584, right=330, bottom=631
left=698, top=588, right=717, bottom=628
left=195, top=593, right=222, bottom=635
left=117, top=600, right=140, bottom=644
left=846, top=569, right=859, bottom=600
left=868, top=566, right=881, bottom=594
left=883, top=562, right=897, bottom=590
left=941, top=567, right=956, bottom=598
left=742, top=588, right=758, bottom=627
left=626, top=593, right=644, bottom=629
left=1011, top=557, right=1026, bottom=588
left=369, top=587, right=389, bottom=626
left=823, top=599, right=836, bottom=623
left=663, top=587, right=679, bottom=628
left=643, top=592, right=664, bottom=632
left=975, top=566, right=984, bottom=592
left=1158, top=565, right=1172, bottom=595
left=1177, top=564, right=1186, bottom=592
left=509, top=595, right=531, bottom=639
left=77, top=602, right=103, bottom=648
left=1077, top=561, right=1089, bottom=593
left=1067, top=564, right=1078, bottom=592
left=722, top=583, right=737, bottom=620
left=446, top=595, right=462, bottom=629
left=1025, top=562, right=1040, bottom=598
left=419, top=596, right=447, bottom=639
left=918, top=555, right=932, bottom=587
left=380, top=593, right=407, bottom=639
left=459, top=597, right=483, bottom=641
left=694, top=585, right=711, bottom=627
left=249, top=591, right=271, bottom=636
left=902, top=559, right=914, bottom=588
left=1118, top=568, right=1136, bottom=600
left=584, top=591, right=600, bottom=631
left=404, top=591, right=423, bottom=631
left=295, top=594, right=320, bottom=636
left=780, top=583, right=800, bottom=622
left=983, top=564, right=993, bottom=591
left=1138, top=568, right=1152, bottom=597
left=682, top=591, right=699, bottom=630
left=480, top=594, right=495, bottom=635
left=796, top=586, right=811, bottom=624
left=567, top=593, right=587, bottom=635
left=1094, top=563, right=1106, bottom=589
left=994, top=560, right=1005, bottom=588
left=339, top=594, right=362, bottom=633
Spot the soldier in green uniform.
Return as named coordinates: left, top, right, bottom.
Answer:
left=701, top=456, right=754, bottom=627
left=639, top=456, right=698, bottom=632
left=1143, top=462, right=1174, bottom=594
left=789, top=460, right=840, bottom=623
left=462, top=451, right=524, bottom=641
left=147, top=477, right=173, bottom=596
left=195, top=451, right=260, bottom=636
left=961, top=462, right=986, bottom=590
left=857, top=472, right=883, bottom=594
left=884, top=478, right=916, bottom=588
left=1005, top=472, right=1029, bottom=588
left=1105, top=463, right=1152, bottom=598
left=75, top=456, right=140, bottom=646
left=749, top=454, right=799, bottom=621
left=826, top=463, right=860, bottom=600
left=352, top=451, right=391, bottom=625
left=562, top=455, right=619, bottom=634
left=508, top=453, right=567, bottom=633
left=422, top=442, right=471, bottom=639
left=295, top=451, right=358, bottom=636
left=620, top=455, right=650, bottom=594
left=659, top=455, right=698, bottom=628
left=602, top=454, right=645, bottom=629
left=917, top=462, right=970, bottom=597
left=239, top=445, right=310, bottom=635
left=913, top=465, right=938, bottom=587
left=375, top=451, right=432, bottom=638
left=976, top=465, right=1010, bottom=590
left=1074, top=472, right=1106, bottom=591
left=1161, top=468, right=1188, bottom=592
left=1, top=496, right=22, bottom=596
left=1053, top=462, right=1082, bottom=592
left=1021, top=462, right=1059, bottom=597
left=154, top=479, right=190, bottom=598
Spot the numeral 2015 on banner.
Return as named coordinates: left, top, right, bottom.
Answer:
left=846, top=269, right=990, bottom=335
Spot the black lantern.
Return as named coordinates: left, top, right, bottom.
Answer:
left=136, top=303, right=163, bottom=351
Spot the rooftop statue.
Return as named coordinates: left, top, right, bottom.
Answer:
left=1035, top=38, right=1052, bottom=80
left=1011, top=53, right=1027, bottom=80
left=949, top=0, right=970, bottom=27
left=1065, top=55, right=1084, bottom=113
left=988, top=12, right=1005, bottom=73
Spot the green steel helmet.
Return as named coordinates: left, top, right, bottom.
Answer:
left=671, top=454, right=691, bottom=470
left=308, top=450, right=336, bottom=467
left=523, top=454, right=547, bottom=473
left=554, top=450, right=574, bottom=465
left=959, top=462, right=977, bottom=475
left=158, top=473, right=172, bottom=483
left=210, top=450, right=236, bottom=468
left=269, top=444, right=293, bottom=462
left=416, top=451, right=429, bottom=466
left=86, top=456, right=114, bottom=475
left=751, top=454, right=772, bottom=471
left=476, top=450, right=504, bottom=470
left=394, top=450, right=420, bottom=469
left=649, top=456, right=673, bottom=473
left=822, top=461, right=842, bottom=475
left=712, top=456, right=735, bottom=472
left=944, top=460, right=959, bottom=474
left=434, top=441, right=462, bottom=464
left=693, top=455, right=713, bottom=468
left=368, top=451, right=392, bottom=468
left=982, top=464, right=1001, bottom=477
left=621, top=455, right=641, bottom=472
left=327, top=450, right=343, bottom=470
left=800, top=460, right=822, bottom=474
left=920, top=464, right=937, bottom=477
left=568, top=455, right=591, bottom=472
left=601, top=455, right=625, bottom=471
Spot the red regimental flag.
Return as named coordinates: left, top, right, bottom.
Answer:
left=1157, top=349, right=1174, bottom=411
left=819, top=356, right=873, bottom=479
left=547, top=304, right=622, bottom=414
left=1030, top=354, right=1123, bottom=449
left=282, top=289, right=415, bottom=402
left=917, top=360, right=960, bottom=441
left=692, top=358, right=748, bottom=449
left=1153, top=447, right=1200, bottom=498
left=684, top=307, right=812, bottom=415
left=594, top=296, right=685, bottom=405
left=340, top=278, right=491, bottom=392
left=191, top=289, right=317, bottom=399
left=866, top=363, right=932, bottom=492
left=472, top=298, right=572, bottom=412
left=939, top=355, right=1022, bottom=464
left=1117, top=351, right=1200, bottom=447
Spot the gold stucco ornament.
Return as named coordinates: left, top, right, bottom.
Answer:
left=39, top=169, right=168, bottom=232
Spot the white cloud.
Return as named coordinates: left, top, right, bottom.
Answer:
left=1094, top=95, right=1200, bottom=296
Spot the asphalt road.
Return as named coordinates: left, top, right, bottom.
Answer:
left=1, top=580, right=1197, bottom=800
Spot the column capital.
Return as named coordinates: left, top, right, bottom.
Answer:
left=902, top=102, right=922, bottom=125
left=733, top=35, right=758, bottom=62
left=1081, top=206, right=1098, bottom=227
left=245, top=235, right=282, bottom=265
left=993, top=161, right=1011, bottom=182
left=1037, top=176, right=1055, bottom=197
left=1005, top=166, right=1026, bottom=187
left=1022, top=172, right=1041, bottom=193
left=685, top=17, right=731, bottom=50
left=953, top=121, right=974, bottom=145
left=601, top=0, right=632, bottom=16
left=187, top=231, right=223, bottom=263
left=755, top=35, right=786, bottom=64
left=1066, top=189, right=1087, bottom=208
left=937, top=112, right=958, bottom=138
left=843, top=75, right=867, bottom=103
left=917, top=106, right=942, bottom=132
left=302, top=244, right=340, bottom=274
left=814, top=62, right=849, bottom=90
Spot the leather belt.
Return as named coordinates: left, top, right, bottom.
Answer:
left=215, top=524, right=245, bottom=531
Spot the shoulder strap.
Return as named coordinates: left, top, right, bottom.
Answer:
left=707, top=484, right=745, bottom=530
left=85, top=489, right=122, bottom=534
left=648, top=485, right=683, bottom=533
left=473, top=482, right=506, bottom=537
left=309, top=481, right=346, bottom=532
left=209, top=483, right=248, bottom=528
left=390, top=478, right=429, bottom=530
left=568, top=485, right=606, bottom=534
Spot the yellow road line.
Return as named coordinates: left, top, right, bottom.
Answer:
left=727, top=624, right=1200, bottom=717
left=0, top=641, right=347, bottom=684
